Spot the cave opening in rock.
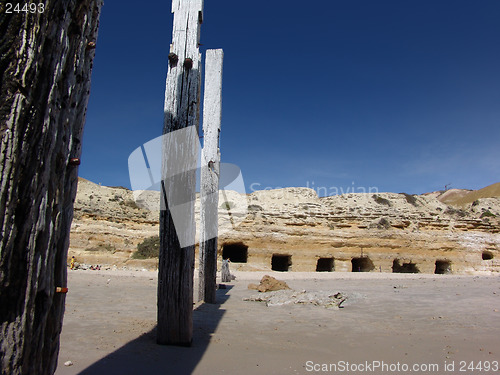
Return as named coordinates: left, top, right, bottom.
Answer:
left=482, top=251, right=494, bottom=260
left=271, top=254, right=292, bottom=272
left=222, top=242, right=248, bottom=263
left=392, top=259, right=420, bottom=273
left=435, top=260, right=452, bottom=274
left=351, top=257, right=375, bottom=272
left=316, top=257, right=334, bottom=272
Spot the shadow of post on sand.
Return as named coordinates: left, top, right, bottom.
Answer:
left=78, top=285, right=232, bottom=375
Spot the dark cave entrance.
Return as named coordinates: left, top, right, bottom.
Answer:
left=316, top=257, right=334, bottom=272
left=392, top=259, right=420, bottom=273
left=435, top=260, right=452, bottom=274
left=222, top=242, right=248, bottom=263
left=271, top=254, right=292, bottom=272
left=351, top=257, right=375, bottom=272
left=482, top=251, right=494, bottom=260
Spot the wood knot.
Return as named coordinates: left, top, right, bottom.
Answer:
left=68, top=158, right=81, bottom=166
left=168, top=53, right=179, bottom=67
left=183, top=58, right=193, bottom=70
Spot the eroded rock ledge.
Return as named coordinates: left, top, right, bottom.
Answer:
left=69, top=178, right=500, bottom=274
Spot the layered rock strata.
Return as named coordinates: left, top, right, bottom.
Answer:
left=69, top=179, right=500, bottom=274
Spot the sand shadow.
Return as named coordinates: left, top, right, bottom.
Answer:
left=78, top=285, right=232, bottom=375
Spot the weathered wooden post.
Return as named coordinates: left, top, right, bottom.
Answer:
left=0, top=1, right=102, bottom=373
left=198, top=49, right=223, bottom=303
left=157, top=0, right=203, bottom=346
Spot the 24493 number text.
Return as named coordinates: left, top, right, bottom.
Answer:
left=5, top=3, right=45, bottom=14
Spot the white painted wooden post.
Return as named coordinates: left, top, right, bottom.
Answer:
left=158, top=0, right=203, bottom=346
left=198, top=49, right=223, bottom=303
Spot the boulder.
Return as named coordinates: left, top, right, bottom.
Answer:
left=256, top=275, right=290, bottom=292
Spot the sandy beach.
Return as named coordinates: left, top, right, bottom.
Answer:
left=55, top=270, right=500, bottom=374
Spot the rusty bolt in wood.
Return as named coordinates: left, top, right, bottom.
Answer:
left=168, top=53, right=179, bottom=67
left=183, top=58, right=193, bottom=70
left=68, top=158, right=81, bottom=166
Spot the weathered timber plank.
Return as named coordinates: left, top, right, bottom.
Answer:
left=198, top=49, right=223, bottom=303
left=0, top=1, right=103, bottom=374
left=158, top=0, right=203, bottom=346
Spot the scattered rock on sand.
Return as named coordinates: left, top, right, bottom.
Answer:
left=248, top=275, right=290, bottom=292
left=64, top=361, right=73, bottom=367
left=244, top=290, right=347, bottom=309
left=247, top=283, right=259, bottom=290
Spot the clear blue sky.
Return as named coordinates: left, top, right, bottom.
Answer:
left=80, top=0, right=500, bottom=196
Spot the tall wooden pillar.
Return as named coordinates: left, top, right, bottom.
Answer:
left=198, top=49, right=223, bottom=303
left=157, top=0, right=203, bottom=346
left=0, top=1, right=103, bottom=373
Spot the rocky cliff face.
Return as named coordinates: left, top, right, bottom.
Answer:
left=69, top=178, right=500, bottom=274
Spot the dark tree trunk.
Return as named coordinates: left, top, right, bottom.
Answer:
left=0, top=1, right=102, bottom=374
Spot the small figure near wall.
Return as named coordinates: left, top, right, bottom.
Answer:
left=221, top=259, right=233, bottom=282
